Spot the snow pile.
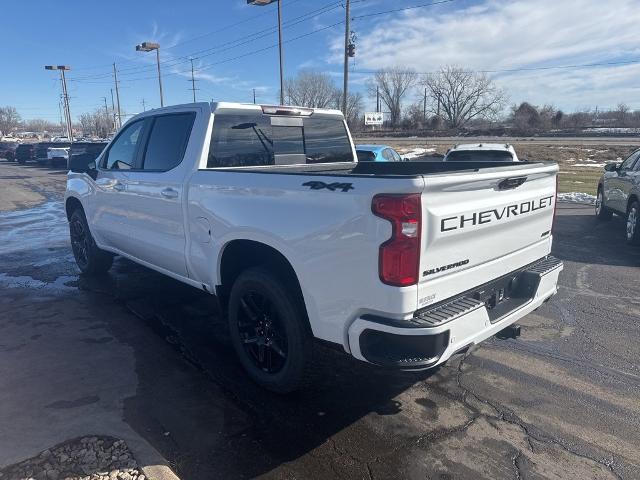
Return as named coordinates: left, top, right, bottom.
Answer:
left=573, top=163, right=606, bottom=168
left=402, top=147, right=437, bottom=159
left=557, top=192, right=596, bottom=205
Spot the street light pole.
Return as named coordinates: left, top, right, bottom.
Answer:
left=247, top=0, right=285, bottom=105
left=136, top=42, right=163, bottom=107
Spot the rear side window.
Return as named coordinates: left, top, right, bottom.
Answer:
left=142, top=113, right=195, bottom=171
left=447, top=150, right=513, bottom=162
left=357, top=150, right=376, bottom=162
left=207, top=112, right=353, bottom=168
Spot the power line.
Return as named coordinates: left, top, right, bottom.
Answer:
left=352, top=0, right=458, bottom=19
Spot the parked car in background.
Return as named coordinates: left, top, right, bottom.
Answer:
left=15, top=143, right=37, bottom=164
left=443, top=143, right=519, bottom=162
left=35, top=142, right=56, bottom=164
left=596, top=148, right=640, bottom=245
left=67, top=142, right=107, bottom=170
left=0, top=141, right=19, bottom=161
left=47, top=146, right=71, bottom=167
left=356, top=144, right=406, bottom=162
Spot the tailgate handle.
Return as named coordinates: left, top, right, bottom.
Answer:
left=498, top=176, right=527, bottom=190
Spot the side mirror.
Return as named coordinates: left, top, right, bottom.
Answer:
left=68, top=154, right=98, bottom=180
left=604, top=163, right=618, bottom=172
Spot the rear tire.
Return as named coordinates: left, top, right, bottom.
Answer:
left=228, top=267, right=312, bottom=393
left=595, top=188, right=612, bottom=220
left=69, top=208, right=113, bottom=274
left=626, top=201, right=640, bottom=245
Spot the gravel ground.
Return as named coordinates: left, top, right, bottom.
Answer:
left=0, top=437, right=144, bottom=480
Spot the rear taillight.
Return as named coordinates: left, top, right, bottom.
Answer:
left=372, top=194, right=422, bottom=287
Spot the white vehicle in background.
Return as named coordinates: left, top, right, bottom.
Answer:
left=444, top=143, right=520, bottom=162
left=65, top=102, right=562, bottom=392
left=47, top=146, right=71, bottom=166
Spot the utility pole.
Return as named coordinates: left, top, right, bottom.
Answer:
left=277, top=0, right=284, bottom=104
left=110, top=89, right=116, bottom=131
left=342, top=0, right=351, bottom=116
left=102, top=97, right=109, bottom=117
left=113, top=63, right=122, bottom=129
left=376, top=86, right=380, bottom=113
left=141, top=99, right=147, bottom=112
left=189, top=58, right=197, bottom=103
left=45, top=65, right=73, bottom=142
left=423, top=88, right=427, bottom=123
left=253, top=88, right=256, bottom=104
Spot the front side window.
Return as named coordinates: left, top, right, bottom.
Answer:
left=143, top=113, right=195, bottom=171
left=103, top=120, right=144, bottom=170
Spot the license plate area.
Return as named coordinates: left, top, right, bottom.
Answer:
left=473, top=270, right=540, bottom=323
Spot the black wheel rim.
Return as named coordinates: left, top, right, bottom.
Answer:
left=237, top=291, right=288, bottom=374
left=70, top=218, right=90, bottom=269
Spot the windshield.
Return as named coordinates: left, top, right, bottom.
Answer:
left=446, top=150, right=514, bottom=162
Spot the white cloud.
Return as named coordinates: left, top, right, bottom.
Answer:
left=340, top=0, right=640, bottom=109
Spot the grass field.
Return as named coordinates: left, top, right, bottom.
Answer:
left=390, top=141, right=637, bottom=197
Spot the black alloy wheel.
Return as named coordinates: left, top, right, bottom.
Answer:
left=237, top=291, right=288, bottom=374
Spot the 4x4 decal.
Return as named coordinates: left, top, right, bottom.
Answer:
left=302, top=181, right=354, bottom=192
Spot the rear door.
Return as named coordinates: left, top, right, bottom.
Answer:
left=118, top=110, right=197, bottom=277
left=417, top=163, right=558, bottom=307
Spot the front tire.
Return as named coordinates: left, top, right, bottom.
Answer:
left=595, top=188, right=612, bottom=220
left=228, top=267, right=311, bottom=393
left=69, top=208, right=113, bottom=274
left=626, top=201, right=640, bottom=245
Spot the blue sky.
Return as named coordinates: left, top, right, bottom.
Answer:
left=3, top=0, right=640, bottom=122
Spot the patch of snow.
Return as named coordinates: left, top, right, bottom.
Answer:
left=557, top=192, right=596, bottom=205
left=573, top=163, right=606, bottom=167
left=402, top=147, right=437, bottom=159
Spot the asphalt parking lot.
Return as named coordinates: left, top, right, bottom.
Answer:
left=1, top=161, right=639, bottom=480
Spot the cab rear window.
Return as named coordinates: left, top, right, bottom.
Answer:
left=207, top=112, right=353, bottom=168
left=447, top=150, right=513, bottom=162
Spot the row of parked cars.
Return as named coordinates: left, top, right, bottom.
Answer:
left=356, top=143, right=520, bottom=162
left=0, top=140, right=107, bottom=168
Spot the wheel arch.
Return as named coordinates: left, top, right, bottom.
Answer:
left=65, top=196, right=84, bottom=220
left=217, top=239, right=311, bottom=332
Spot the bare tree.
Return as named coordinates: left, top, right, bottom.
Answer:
left=0, top=106, right=21, bottom=136
left=423, top=66, right=506, bottom=128
left=336, top=91, right=364, bottom=127
left=284, top=70, right=339, bottom=108
left=79, top=109, right=112, bottom=138
left=24, top=118, right=59, bottom=134
left=367, top=68, right=417, bottom=127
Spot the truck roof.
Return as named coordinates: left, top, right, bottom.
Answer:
left=211, top=102, right=344, bottom=117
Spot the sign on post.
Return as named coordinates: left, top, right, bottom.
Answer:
left=364, top=112, right=384, bottom=126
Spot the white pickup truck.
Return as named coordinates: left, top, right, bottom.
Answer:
left=65, top=102, right=563, bottom=392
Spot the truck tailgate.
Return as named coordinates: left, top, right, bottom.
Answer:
left=417, top=162, right=558, bottom=309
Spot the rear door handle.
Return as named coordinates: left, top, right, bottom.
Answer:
left=161, top=188, right=179, bottom=199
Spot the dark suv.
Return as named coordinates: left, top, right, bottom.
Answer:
left=596, top=148, right=640, bottom=245
left=0, top=142, right=19, bottom=161
left=68, top=142, right=107, bottom=169
left=15, top=143, right=37, bottom=164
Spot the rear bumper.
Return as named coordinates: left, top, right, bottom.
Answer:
left=348, top=255, right=563, bottom=369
